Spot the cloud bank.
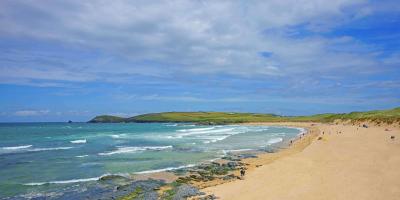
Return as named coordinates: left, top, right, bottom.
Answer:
left=0, top=0, right=399, bottom=120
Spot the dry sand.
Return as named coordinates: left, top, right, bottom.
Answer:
left=202, top=122, right=400, bottom=200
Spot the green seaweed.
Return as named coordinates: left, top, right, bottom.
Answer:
left=117, top=187, right=142, bottom=200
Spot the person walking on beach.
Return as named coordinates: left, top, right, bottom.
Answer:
left=240, top=168, right=246, bottom=177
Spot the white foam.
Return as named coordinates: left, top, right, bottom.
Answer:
left=225, top=149, right=254, bottom=152
left=165, top=124, right=178, bottom=127
left=296, top=127, right=307, bottom=135
left=170, top=126, right=244, bottom=144
left=166, top=127, right=238, bottom=141
left=24, top=174, right=114, bottom=186
left=177, top=128, right=235, bottom=137
left=135, top=164, right=196, bottom=174
left=177, top=127, right=215, bottom=133
left=267, top=137, right=283, bottom=144
left=1, top=145, right=32, bottom=150
left=0, top=145, right=73, bottom=154
left=75, top=155, right=89, bottom=158
left=281, top=126, right=307, bottom=135
left=110, top=134, right=126, bottom=139
left=70, top=139, right=86, bottom=144
left=28, top=147, right=73, bottom=152
left=98, top=145, right=173, bottom=156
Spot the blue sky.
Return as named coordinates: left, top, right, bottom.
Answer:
left=0, top=0, right=399, bottom=122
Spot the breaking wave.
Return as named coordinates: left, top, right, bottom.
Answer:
left=98, top=145, right=173, bottom=156
left=1, top=145, right=32, bottom=150
left=267, top=137, right=283, bottom=144
left=70, top=139, right=86, bottom=144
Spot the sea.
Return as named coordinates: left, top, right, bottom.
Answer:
left=0, top=122, right=305, bottom=199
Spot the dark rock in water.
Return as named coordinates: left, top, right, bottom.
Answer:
left=99, top=174, right=128, bottom=181
left=68, top=120, right=72, bottom=123
left=40, top=179, right=165, bottom=200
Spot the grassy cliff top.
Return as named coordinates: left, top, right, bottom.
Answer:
left=88, top=115, right=126, bottom=123
left=88, top=107, right=400, bottom=124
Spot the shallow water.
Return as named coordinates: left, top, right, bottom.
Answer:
left=0, top=122, right=304, bottom=198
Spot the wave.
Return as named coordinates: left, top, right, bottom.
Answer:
left=110, top=134, right=126, bottom=139
left=182, top=124, right=196, bottom=127
left=0, top=145, right=73, bottom=154
left=166, top=126, right=242, bottom=143
left=165, top=123, right=178, bottom=127
left=222, top=149, right=255, bottom=155
left=70, top=139, right=86, bottom=144
left=296, top=127, right=307, bottom=135
left=98, top=145, right=173, bottom=156
left=201, top=135, right=231, bottom=143
left=24, top=174, right=115, bottom=186
left=75, top=155, right=89, bottom=158
left=267, top=137, right=283, bottom=144
left=135, top=164, right=196, bottom=174
left=29, top=147, right=74, bottom=152
left=177, top=127, right=216, bottom=133
left=1, top=145, right=32, bottom=150
left=177, top=128, right=235, bottom=137
left=279, top=126, right=307, bottom=135
left=246, top=127, right=270, bottom=132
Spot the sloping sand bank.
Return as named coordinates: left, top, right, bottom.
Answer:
left=203, top=122, right=400, bottom=200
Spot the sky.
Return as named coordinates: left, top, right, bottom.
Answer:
left=0, top=0, right=399, bottom=122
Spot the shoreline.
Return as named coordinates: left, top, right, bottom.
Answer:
left=187, top=122, right=319, bottom=190
left=134, top=124, right=312, bottom=182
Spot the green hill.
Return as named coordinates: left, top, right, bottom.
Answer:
left=88, top=107, right=400, bottom=124
left=88, top=115, right=126, bottom=123
left=129, top=112, right=284, bottom=124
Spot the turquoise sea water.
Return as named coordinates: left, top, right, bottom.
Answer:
left=0, top=123, right=304, bottom=199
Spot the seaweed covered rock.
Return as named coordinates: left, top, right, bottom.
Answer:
left=53, top=179, right=165, bottom=200
left=175, top=184, right=204, bottom=199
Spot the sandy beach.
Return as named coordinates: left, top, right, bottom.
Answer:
left=202, top=122, right=400, bottom=200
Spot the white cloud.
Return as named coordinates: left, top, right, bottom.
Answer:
left=0, top=0, right=397, bottom=85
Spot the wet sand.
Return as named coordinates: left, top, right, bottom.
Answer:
left=202, top=122, right=400, bottom=200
